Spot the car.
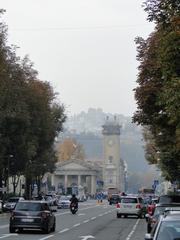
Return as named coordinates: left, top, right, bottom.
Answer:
left=9, top=200, right=56, bottom=233
left=58, top=195, right=71, bottom=209
left=146, top=203, right=180, bottom=233
left=145, top=210, right=180, bottom=240
left=116, top=196, right=146, bottom=218
left=3, top=197, right=24, bottom=212
left=158, top=194, right=180, bottom=204
left=109, top=194, right=121, bottom=205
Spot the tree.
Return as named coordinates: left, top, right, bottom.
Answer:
left=133, top=0, right=180, bottom=182
left=57, top=138, right=85, bottom=161
left=0, top=9, right=66, bottom=197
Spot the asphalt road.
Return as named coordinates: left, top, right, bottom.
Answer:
left=0, top=200, right=147, bottom=240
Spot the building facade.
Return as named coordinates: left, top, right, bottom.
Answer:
left=50, top=160, right=100, bottom=195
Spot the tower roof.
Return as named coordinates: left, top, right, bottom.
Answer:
left=102, top=116, right=121, bottom=135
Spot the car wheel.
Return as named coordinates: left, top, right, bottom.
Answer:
left=9, top=226, right=15, bottom=233
left=43, top=224, right=50, bottom=234
left=147, top=224, right=152, bottom=233
left=117, top=213, right=121, bottom=218
left=18, top=228, right=23, bottom=233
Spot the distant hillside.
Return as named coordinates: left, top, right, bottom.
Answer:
left=59, top=108, right=149, bottom=173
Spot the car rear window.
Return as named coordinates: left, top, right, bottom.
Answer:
left=15, top=202, right=42, bottom=211
left=121, top=198, right=138, bottom=203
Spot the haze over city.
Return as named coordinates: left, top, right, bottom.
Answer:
left=0, top=0, right=155, bottom=117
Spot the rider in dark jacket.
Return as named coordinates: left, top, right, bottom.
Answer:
left=70, top=194, right=78, bottom=208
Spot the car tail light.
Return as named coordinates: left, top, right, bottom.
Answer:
left=116, top=203, right=121, bottom=208
left=136, top=204, right=141, bottom=209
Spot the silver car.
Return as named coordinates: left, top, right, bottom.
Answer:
left=58, top=195, right=71, bottom=209
left=3, top=197, right=24, bottom=212
left=145, top=210, right=180, bottom=240
left=116, top=196, right=145, bottom=218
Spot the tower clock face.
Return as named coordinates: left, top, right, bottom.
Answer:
left=108, top=139, right=114, bottom=146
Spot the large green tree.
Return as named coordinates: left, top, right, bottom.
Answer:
left=0, top=10, right=66, bottom=197
left=133, top=0, right=180, bottom=182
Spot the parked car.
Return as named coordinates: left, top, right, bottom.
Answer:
left=146, top=203, right=180, bottom=233
left=9, top=200, right=56, bottom=233
left=58, top=195, right=71, bottom=209
left=116, top=196, right=146, bottom=218
left=145, top=210, right=180, bottom=240
left=3, top=197, right=24, bottom=212
left=109, top=194, right=120, bottom=205
left=158, top=194, right=180, bottom=204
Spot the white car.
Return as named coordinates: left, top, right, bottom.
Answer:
left=116, top=196, right=146, bottom=218
left=58, top=195, right=71, bottom=209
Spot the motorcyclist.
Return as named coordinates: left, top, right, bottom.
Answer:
left=70, top=194, right=78, bottom=209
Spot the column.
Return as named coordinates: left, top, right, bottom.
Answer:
left=64, top=175, right=68, bottom=194
left=91, top=175, right=96, bottom=195
left=78, top=175, right=81, bottom=187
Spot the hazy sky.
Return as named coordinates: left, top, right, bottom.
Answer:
left=0, top=0, right=154, bottom=117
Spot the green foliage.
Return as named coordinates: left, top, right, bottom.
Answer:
left=133, top=0, right=180, bottom=182
left=0, top=9, right=66, bottom=193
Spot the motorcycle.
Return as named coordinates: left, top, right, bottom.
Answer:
left=70, top=202, right=78, bottom=214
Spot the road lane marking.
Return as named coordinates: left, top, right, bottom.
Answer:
left=91, top=217, right=96, bottom=220
left=79, top=235, right=95, bottom=240
left=59, top=228, right=69, bottom=233
left=83, top=219, right=90, bottom=223
left=126, top=219, right=140, bottom=240
left=38, top=235, right=54, bottom=240
left=0, top=234, right=18, bottom=239
left=78, top=213, right=85, bottom=216
left=73, top=223, right=81, bottom=227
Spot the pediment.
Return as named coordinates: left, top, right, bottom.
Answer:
left=56, top=162, right=91, bottom=171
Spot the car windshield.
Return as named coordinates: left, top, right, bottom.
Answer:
left=15, top=202, right=42, bottom=211
left=121, top=198, right=138, bottom=203
left=156, top=220, right=180, bottom=240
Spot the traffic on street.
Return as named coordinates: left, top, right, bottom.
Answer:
left=0, top=199, right=147, bottom=240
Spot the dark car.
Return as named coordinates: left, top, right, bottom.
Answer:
left=3, top=197, right=24, bottom=212
left=158, top=194, right=180, bottom=204
left=109, top=194, right=120, bottom=205
left=9, top=200, right=56, bottom=233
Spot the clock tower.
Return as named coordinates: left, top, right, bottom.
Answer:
left=102, top=116, right=122, bottom=192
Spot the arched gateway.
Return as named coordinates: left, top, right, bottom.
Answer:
left=51, top=160, right=100, bottom=195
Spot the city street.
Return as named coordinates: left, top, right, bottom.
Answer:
left=0, top=200, right=147, bottom=240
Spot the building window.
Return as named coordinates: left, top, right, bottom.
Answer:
left=108, top=155, right=113, bottom=163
